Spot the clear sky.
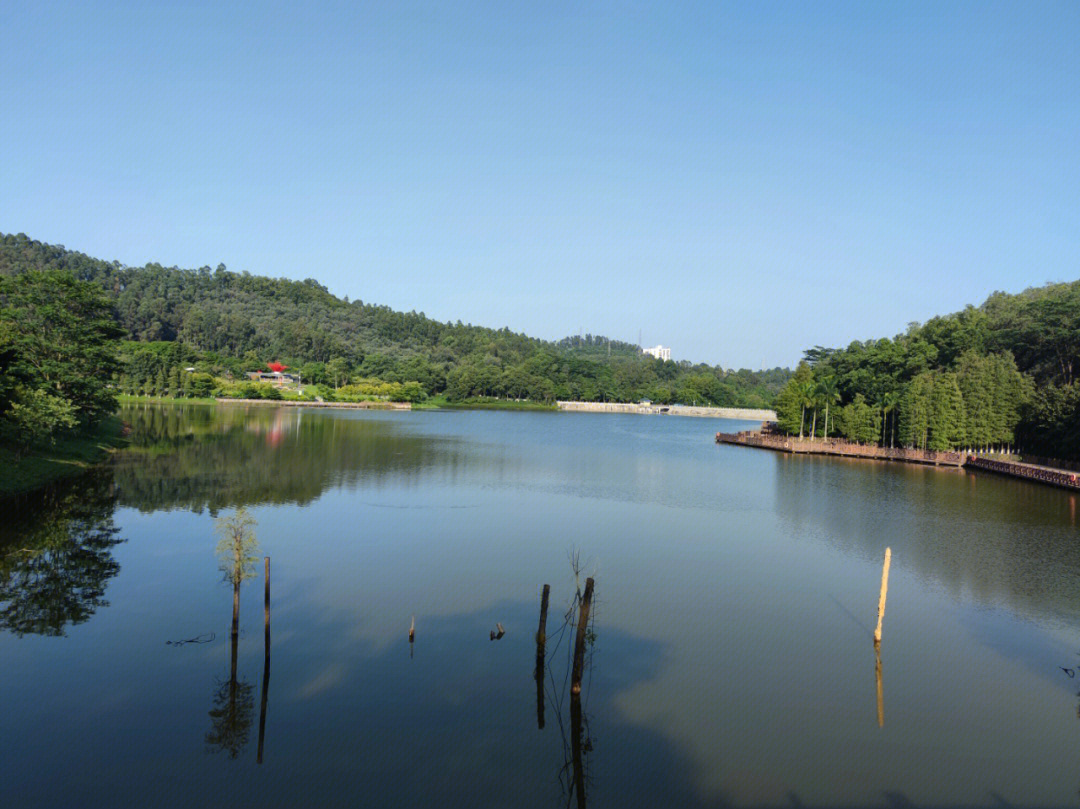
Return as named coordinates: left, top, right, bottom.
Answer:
left=2, top=1, right=1078, bottom=368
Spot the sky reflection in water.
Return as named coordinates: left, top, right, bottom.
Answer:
left=2, top=404, right=1080, bottom=808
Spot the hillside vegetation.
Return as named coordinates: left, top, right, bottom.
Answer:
left=773, top=283, right=1080, bottom=459
left=0, top=233, right=788, bottom=414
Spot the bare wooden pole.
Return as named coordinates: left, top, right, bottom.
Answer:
left=257, top=556, right=270, bottom=764
left=409, top=615, right=415, bottom=643
left=536, top=584, right=551, bottom=645
left=535, top=584, right=550, bottom=730
left=571, top=578, right=595, bottom=696
left=874, top=548, right=891, bottom=644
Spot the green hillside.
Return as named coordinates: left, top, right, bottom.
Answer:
left=0, top=232, right=788, bottom=408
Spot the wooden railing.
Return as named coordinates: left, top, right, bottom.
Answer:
left=965, top=456, right=1080, bottom=490
left=716, top=430, right=1080, bottom=489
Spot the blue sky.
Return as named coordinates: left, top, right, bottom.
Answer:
left=2, top=1, right=1078, bottom=368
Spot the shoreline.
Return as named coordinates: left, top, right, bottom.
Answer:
left=716, top=429, right=1080, bottom=491
left=214, top=398, right=412, bottom=410
left=0, top=416, right=128, bottom=497
left=558, top=401, right=776, bottom=420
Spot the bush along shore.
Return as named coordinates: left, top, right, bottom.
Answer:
left=0, top=416, right=127, bottom=497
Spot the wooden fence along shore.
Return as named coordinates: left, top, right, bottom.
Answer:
left=716, top=429, right=1080, bottom=491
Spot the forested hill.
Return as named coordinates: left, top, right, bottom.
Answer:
left=773, top=277, right=1080, bottom=459
left=0, top=233, right=788, bottom=407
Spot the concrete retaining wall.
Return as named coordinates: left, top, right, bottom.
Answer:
left=216, top=398, right=412, bottom=410
left=558, top=401, right=776, bottom=421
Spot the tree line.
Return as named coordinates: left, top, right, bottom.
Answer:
left=0, top=233, right=789, bottom=419
left=774, top=283, right=1080, bottom=457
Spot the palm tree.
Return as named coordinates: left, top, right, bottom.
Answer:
left=816, top=376, right=841, bottom=439
left=796, top=380, right=815, bottom=439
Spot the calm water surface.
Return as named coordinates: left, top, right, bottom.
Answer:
left=3, top=403, right=1079, bottom=808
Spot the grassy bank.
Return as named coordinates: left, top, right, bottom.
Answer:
left=414, top=395, right=557, bottom=411
left=0, top=416, right=128, bottom=497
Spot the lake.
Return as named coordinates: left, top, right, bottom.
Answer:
left=3, top=403, right=1079, bottom=808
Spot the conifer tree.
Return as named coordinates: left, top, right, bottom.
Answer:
left=928, top=372, right=965, bottom=450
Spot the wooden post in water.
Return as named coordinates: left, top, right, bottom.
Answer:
left=874, top=548, right=891, bottom=645
left=570, top=688, right=588, bottom=809
left=263, top=557, right=271, bottom=649
left=535, top=584, right=550, bottom=729
left=571, top=578, right=595, bottom=696
left=257, top=556, right=270, bottom=764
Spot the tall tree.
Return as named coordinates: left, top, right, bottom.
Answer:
left=0, top=270, right=122, bottom=427
left=815, top=375, right=841, bottom=440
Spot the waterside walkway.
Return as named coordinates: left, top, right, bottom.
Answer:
left=716, top=429, right=1080, bottom=491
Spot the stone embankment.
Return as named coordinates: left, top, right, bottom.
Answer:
left=558, top=401, right=776, bottom=421
left=716, top=429, right=1080, bottom=490
left=216, top=398, right=411, bottom=410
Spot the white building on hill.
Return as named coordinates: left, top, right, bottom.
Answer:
left=642, top=345, right=671, bottom=361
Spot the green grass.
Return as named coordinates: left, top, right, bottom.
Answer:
left=414, top=395, right=557, bottom=411
left=0, top=416, right=128, bottom=497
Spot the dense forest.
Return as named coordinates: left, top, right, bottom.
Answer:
left=0, top=232, right=786, bottom=447
left=0, top=268, right=121, bottom=455
left=773, top=283, right=1080, bottom=459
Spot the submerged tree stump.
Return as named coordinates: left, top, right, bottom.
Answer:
left=571, top=578, right=594, bottom=696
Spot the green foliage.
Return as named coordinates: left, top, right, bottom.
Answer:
left=774, top=280, right=1072, bottom=453
left=899, top=372, right=935, bottom=450
left=0, top=233, right=792, bottom=410
left=928, top=373, right=965, bottom=451
left=214, top=508, right=260, bottom=588
left=6, top=389, right=78, bottom=449
left=814, top=375, right=841, bottom=439
left=774, top=362, right=813, bottom=437
left=1019, top=384, right=1080, bottom=460
left=0, top=417, right=126, bottom=496
left=838, top=394, right=881, bottom=445
left=0, top=269, right=121, bottom=428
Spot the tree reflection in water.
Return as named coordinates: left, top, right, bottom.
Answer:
left=206, top=510, right=260, bottom=759
left=115, top=402, right=466, bottom=513
left=0, top=469, right=123, bottom=636
left=205, top=654, right=255, bottom=759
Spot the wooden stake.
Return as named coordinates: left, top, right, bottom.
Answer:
left=874, top=548, right=891, bottom=644
left=571, top=578, right=595, bottom=696
left=535, top=584, right=550, bottom=730
left=536, top=584, right=550, bottom=645
left=409, top=615, right=415, bottom=643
